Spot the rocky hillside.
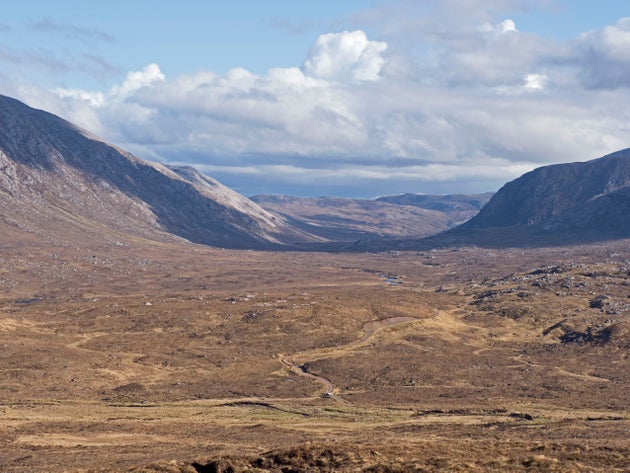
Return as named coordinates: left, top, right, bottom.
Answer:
left=464, top=149, right=630, bottom=232
left=0, top=94, right=318, bottom=249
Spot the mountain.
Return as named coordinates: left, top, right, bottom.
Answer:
left=375, top=192, right=493, bottom=224
left=462, top=148, right=630, bottom=235
left=11, top=92, right=627, bottom=252
left=250, top=194, right=486, bottom=241
left=337, top=149, right=630, bottom=252
left=0, top=94, right=316, bottom=249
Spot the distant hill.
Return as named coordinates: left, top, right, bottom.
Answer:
left=0, top=94, right=317, bottom=249
left=251, top=194, right=492, bottom=241
left=375, top=193, right=493, bottom=223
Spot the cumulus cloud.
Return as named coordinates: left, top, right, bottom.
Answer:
left=523, top=73, right=548, bottom=90
left=11, top=9, right=630, bottom=197
left=37, top=63, right=160, bottom=127
left=574, top=17, right=630, bottom=89
left=302, top=30, right=388, bottom=82
left=480, top=18, right=517, bottom=35
left=384, top=14, right=553, bottom=89
left=112, top=63, right=165, bottom=98
left=54, top=88, right=105, bottom=107
left=583, top=17, right=630, bottom=61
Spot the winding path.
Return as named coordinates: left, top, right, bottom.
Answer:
left=279, top=315, right=426, bottom=405
left=279, top=354, right=347, bottom=404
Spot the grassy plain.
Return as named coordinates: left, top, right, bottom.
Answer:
left=0, top=238, right=628, bottom=471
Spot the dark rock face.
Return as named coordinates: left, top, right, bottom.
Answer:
left=549, top=186, right=630, bottom=235
left=0, top=94, right=313, bottom=249
left=462, top=148, right=630, bottom=235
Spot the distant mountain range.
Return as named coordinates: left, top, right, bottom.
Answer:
left=1, top=93, right=629, bottom=250
left=375, top=193, right=493, bottom=217
left=251, top=193, right=492, bottom=241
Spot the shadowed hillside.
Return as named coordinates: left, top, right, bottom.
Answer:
left=463, top=148, right=630, bottom=232
left=0, top=95, right=317, bottom=249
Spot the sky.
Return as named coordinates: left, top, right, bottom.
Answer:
left=1, top=0, right=630, bottom=197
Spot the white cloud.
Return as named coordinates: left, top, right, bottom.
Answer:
left=584, top=17, right=630, bottom=61
left=302, top=30, right=388, bottom=82
left=480, top=18, right=517, bottom=35
left=44, top=63, right=165, bottom=136
left=574, top=17, right=630, bottom=89
left=53, top=88, right=105, bottom=107
left=52, top=63, right=164, bottom=109
left=112, top=63, right=164, bottom=98
left=14, top=85, right=107, bottom=136
left=11, top=11, right=630, bottom=197
left=523, top=73, right=547, bottom=90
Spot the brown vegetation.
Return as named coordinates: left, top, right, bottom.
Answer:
left=0, top=236, right=629, bottom=472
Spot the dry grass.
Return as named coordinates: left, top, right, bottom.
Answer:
left=0, top=238, right=629, bottom=471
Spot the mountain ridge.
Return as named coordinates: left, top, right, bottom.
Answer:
left=463, top=148, right=630, bottom=230
left=251, top=193, right=493, bottom=241
left=4, top=93, right=630, bottom=252
left=0, top=94, right=316, bottom=249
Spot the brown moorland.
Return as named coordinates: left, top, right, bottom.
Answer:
left=0, top=235, right=629, bottom=472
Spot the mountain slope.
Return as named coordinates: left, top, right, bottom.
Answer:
left=340, top=149, right=630, bottom=252
left=464, top=148, right=630, bottom=230
left=546, top=185, right=630, bottom=235
left=0, top=94, right=315, bottom=249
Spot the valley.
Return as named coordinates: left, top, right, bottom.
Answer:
left=250, top=193, right=492, bottom=241
left=1, top=237, right=628, bottom=472
left=0, top=94, right=629, bottom=472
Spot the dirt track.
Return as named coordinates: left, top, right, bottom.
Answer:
left=279, top=315, right=422, bottom=404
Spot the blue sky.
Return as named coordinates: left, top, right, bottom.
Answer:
left=1, top=1, right=630, bottom=197
left=1, top=1, right=380, bottom=88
